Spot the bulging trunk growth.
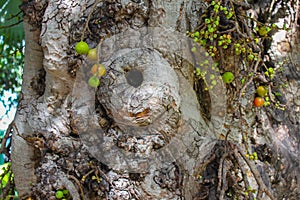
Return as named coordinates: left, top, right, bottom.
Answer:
left=11, top=0, right=300, bottom=199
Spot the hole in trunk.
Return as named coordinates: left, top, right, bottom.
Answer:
left=125, top=69, right=143, bottom=88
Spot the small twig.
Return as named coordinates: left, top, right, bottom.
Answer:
left=290, top=0, right=300, bottom=44
left=239, top=54, right=261, bottom=99
left=239, top=14, right=264, bottom=26
left=0, top=20, right=23, bottom=29
left=81, top=169, right=95, bottom=182
left=81, top=0, right=101, bottom=41
left=217, top=152, right=229, bottom=200
left=232, top=148, right=255, bottom=200
left=96, top=166, right=114, bottom=187
left=235, top=21, right=248, bottom=39
left=197, top=154, right=216, bottom=177
left=0, top=121, right=15, bottom=158
left=4, top=11, right=23, bottom=21
left=218, top=26, right=236, bottom=34
left=130, top=188, right=141, bottom=200
left=268, top=84, right=275, bottom=103
left=236, top=145, right=276, bottom=200
left=194, top=23, right=205, bottom=33
left=294, top=0, right=300, bottom=31
left=68, top=175, right=87, bottom=200
left=268, top=0, right=276, bottom=22
left=229, top=0, right=251, bottom=40
left=231, top=0, right=251, bottom=9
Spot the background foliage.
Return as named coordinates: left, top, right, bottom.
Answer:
left=0, top=0, right=24, bottom=198
left=0, top=0, right=24, bottom=109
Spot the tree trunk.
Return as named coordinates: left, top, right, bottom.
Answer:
left=11, top=0, right=299, bottom=199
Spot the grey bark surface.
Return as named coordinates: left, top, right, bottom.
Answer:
left=11, top=0, right=300, bottom=199
left=11, top=22, right=43, bottom=197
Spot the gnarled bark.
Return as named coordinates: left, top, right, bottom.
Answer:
left=11, top=0, right=300, bottom=199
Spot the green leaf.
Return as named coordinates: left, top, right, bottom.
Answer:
left=0, top=162, right=11, bottom=187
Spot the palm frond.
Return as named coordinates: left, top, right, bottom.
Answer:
left=0, top=0, right=24, bottom=46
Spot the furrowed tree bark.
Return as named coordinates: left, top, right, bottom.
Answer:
left=11, top=0, right=300, bottom=199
